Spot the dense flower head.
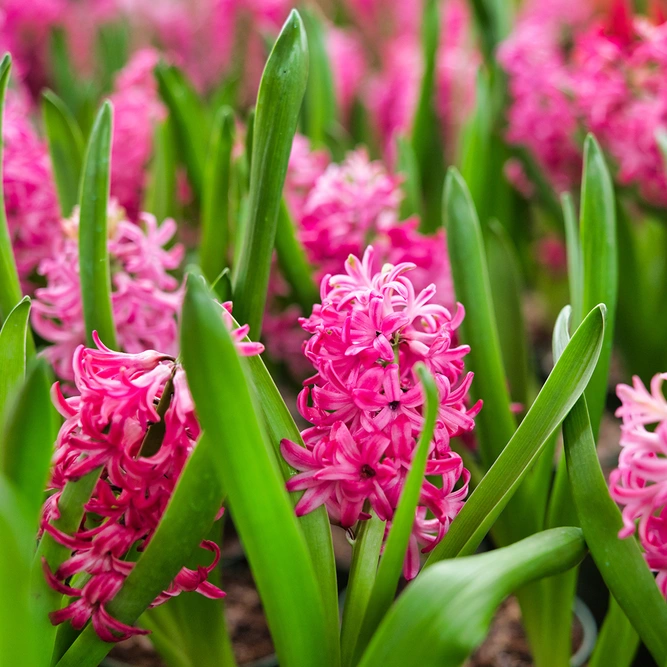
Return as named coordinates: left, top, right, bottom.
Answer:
left=281, top=247, right=479, bottom=579
left=500, top=0, right=667, bottom=204
left=42, top=309, right=263, bottom=641
left=32, top=201, right=184, bottom=381
left=3, top=91, right=61, bottom=285
left=610, top=373, right=667, bottom=597
left=109, top=48, right=167, bottom=219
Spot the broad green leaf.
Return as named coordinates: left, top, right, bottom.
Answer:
left=358, top=528, right=586, bottom=667
left=443, top=167, right=515, bottom=468
left=579, top=135, right=617, bottom=437
left=426, top=303, right=606, bottom=563
left=588, top=597, right=639, bottom=667
left=155, top=65, right=209, bottom=200
left=55, top=433, right=225, bottom=667
left=459, top=72, right=491, bottom=225
left=1, top=359, right=56, bottom=529
left=562, top=192, right=583, bottom=325
left=201, top=107, right=235, bottom=284
left=232, top=10, right=309, bottom=338
left=143, top=118, right=179, bottom=222
left=42, top=90, right=85, bottom=217
left=412, top=0, right=445, bottom=233
left=396, top=135, right=423, bottom=219
left=301, top=7, right=337, bottom=147
left=242, top=349, right=339, bottom=654
left=0, top=479, right=52, bottom=667
left=179, top=274, right=331, bottom=667
left=485, top=220, right=530, bottom=409
left=0, top=297, right=30, bottom=425
left=353, top=366, right=438, bottom=662
left=340, top=513, right=385, bottom=667
left=78, top=101, right=117, bottom=348
left=275, top=199, right=318, bottom=313
left=555, top=312, right=667, bottom=665
left=95, top=22, right=129, bottom=93
left=0, top=55, right=23, bottom=324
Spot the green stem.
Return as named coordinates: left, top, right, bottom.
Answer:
left=588, top=596, right=639, bottom=667
left=340, top=513, right=385, bottom=667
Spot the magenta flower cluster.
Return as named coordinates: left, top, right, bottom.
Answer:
left=280, top=247, right=479, bottom=579
left=32, top=202, right=184, bottom=382
left=42, top=306, right=263, bottom=642
left=266, top=143, right=455, bottom=379
left=610, top=373, right=667, bottom=597
left=500, top=0, right=667, bottom=205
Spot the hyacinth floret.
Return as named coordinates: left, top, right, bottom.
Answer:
left=610, top=373, right=667, bottom=597
left=42, top=304, right=263, bottom=642
left=32, top=201, right=184, bottom=381
left=281, top=247, right=479, bottom=579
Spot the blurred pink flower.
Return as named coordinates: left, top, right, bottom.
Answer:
left=32, top=202, right=184, bottom=381
left=610, top=373, right=667, bottom=597
left=109, top=48, right=166, bottom=219
left=281, top=246, right=478, bottom=579
left=327, top=27, right=367, bottom=122
left=284, top=134, right=330, bottom=222
left=2, top=92, right=61, bottom=285
left=42, top=315, right=262, bottom=641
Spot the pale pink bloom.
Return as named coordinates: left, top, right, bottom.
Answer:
left=2, top=91, right=61, bottom=286
left=32, top=202, right=184, bottom=381
left=108, top=48, right=166, bottom=219
left=610, top=373, right=667, bottom=597
left=42, top=307, right=262, bottom=641
left=281, top=247, right=479, bottom=579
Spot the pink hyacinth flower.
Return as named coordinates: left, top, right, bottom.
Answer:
left=280, top=246, right=478, bottom=579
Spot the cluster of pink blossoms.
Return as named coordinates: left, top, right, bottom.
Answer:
left=42, top=308, right=263, bottom=641
left=281, top=247, right=479, bottom=579
left=108, top=48, right=166, bottom=219
left=32, top=202, right=184, bottom=382
left=2, top=91, right=61, bottom=285
left=500, top=0, right=667, bottom=205
left=266, top=142, right=454, bottom=378
left=610, top=373, right=667, bottom=597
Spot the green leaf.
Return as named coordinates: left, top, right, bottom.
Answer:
left=426, top=303, right=606, bottom=563
left=396, top=135, right=423, bottom=219
left=180, top=274, right=331, bottom=667
left=340, top=512, right=385, bottom=667
left=561, top=192, right=583, bottom=325
left=200, top=107, right=235, bottom=284
left=485, top=220, right=530, bottom=409
left=242, top=350, right=339, bottom=657
left=95, top=22, right=129, bottom=93
left=42, top=90, right=85, bottom=218
left=155, top=65, right=209, bottom=200
left=55, top=433, right=225, bottom=667
left=78, top=101, right=117, bottom=348
left=358, top=528, right=586, bottom=667
left=556, top=312, right=667, bottom=665
left=412, top=0, right=445, bottom=233
left=0, top=54, right=23, bottom=324
left=0, top=479, right=52, bottom=667
left=143, top=118, right=179, bottom=222
left=468, top=0, right=513, bottom=64
left=232, top=10, right=309, bottom=339
left=443, top=167, right=515, bottom=469
left=579, top=135, right=617, bottom=438
left=1, top=359, right=56, bottom=530
left=588, top=596, right=639, bottom=667
left=301, top=7, right=337, bottom=147
left=0, top=296, right=30, bottom=425
left=274, top=199, right=318, bottom=313
left=352, top=365, right=438, bottom=662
